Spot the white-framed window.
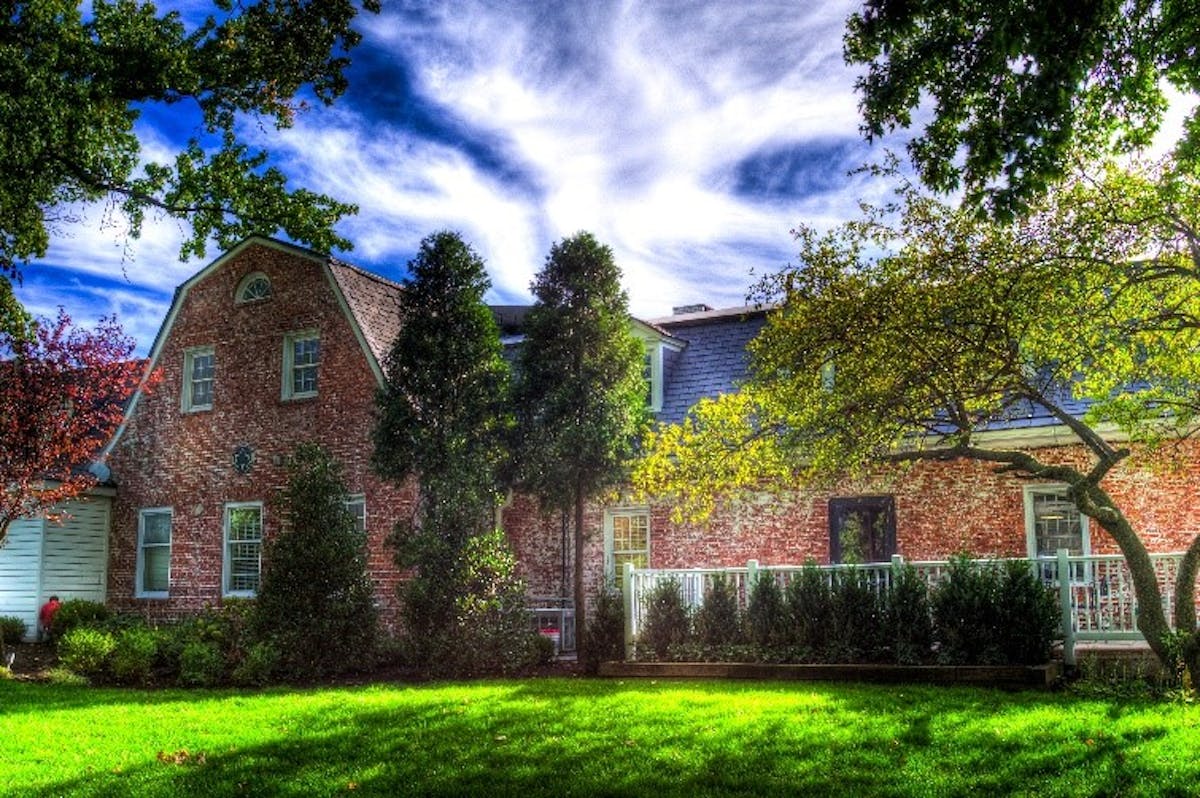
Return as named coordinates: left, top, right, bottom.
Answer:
left=604, top=507, right=650, bottom=590
left=224, top=502, right=263, bottom=596
left=282, top=332, right=320, bottom=400
left=346, top=495, right=366, bottom=534
left=236, top=271, right=273, bottom=303
left=1024, top=485, right=1091, bottom=582
left=182, top=346, right=215, bottom=412
left=136, top=508, right=172, bottom=598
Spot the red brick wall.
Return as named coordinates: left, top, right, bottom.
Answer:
left=106, top=242, right=414, bottom=631
left=502, top=441, right=1200, bottom=612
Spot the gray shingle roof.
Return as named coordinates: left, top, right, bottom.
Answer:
left=327, top=259, right=404, bottom=368
left=650, top=306, right=769, bottom=424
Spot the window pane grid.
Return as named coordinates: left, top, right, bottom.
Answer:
left=291, top=338, right=319, bottom=395
left=138, top=509, right=172, bottom=595
left=191, top=353, right=213, bottom=406
left=226, top=506, right=262, bottom=594
left=141, top=546, right=170, bottom=593
left=346, top=497, right=366, bottom=534
left=611, top=512, right=649, bottom=590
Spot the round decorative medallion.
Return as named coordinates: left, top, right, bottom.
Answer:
left=233, top=445, right=254, bottom=474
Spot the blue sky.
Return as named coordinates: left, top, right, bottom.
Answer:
left=18, top=1, right=907, bottom=353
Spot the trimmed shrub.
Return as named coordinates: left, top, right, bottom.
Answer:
left=886, top=563, right=934, bottom=665
left=255, top=444, right=378, bottom=679
left=693, top=575, right=743, bottom=651
left=179, top=640, right=224, bottom=687
left=109, top=626, right=158, bottom=685
left=827, top=569, right=885, bottom=663
left=639, top=579, right=690, bottom=660
left=785, top=564, right=833, bottom=661
left=58, top=627, right=115, bottom=676
left=583, top=581, right=626, bottom=673
left=931, top=557, right=1005, bottom=665
left=746, top=573, right=786, bottom=653
left=52, top=599, right=110, bottom=638
left=231, top=642, right=279, bottom=687
left=994, top=560, right=1062, bottom=665
left=0, top=616, right=27, bottom=645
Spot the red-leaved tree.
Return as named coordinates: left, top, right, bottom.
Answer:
left=0, top=311, right=145, bottom=542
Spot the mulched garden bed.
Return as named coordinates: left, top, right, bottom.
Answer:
left=597, top=660, right=1061, bottom=688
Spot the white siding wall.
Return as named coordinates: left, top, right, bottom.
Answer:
left=0, top=496, right=111, bottom=641
left=0, top=518, right=43, bottom=640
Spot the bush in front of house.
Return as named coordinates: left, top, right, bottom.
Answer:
left=179, top=640, right=224, bottom=687
left=931, top=556, right=1006, bottom=665
left=745, top=573, right=787, bottom=655
left=827, top=568, right=886, bottom=663
left=583, top=581, right=626, bottom=673
left=231, top=641, right=280, bottom=687
left=58, top=626, right=116, bottom=677
left=52, top=599, right=110, bottom=638
left=434, top=528, right=544, bottom=677
left=885, top=563, right=934, bottom=665
left=0, top=615, right=27, bottom=645
left=255, top=444, right=378, bottom=680
left=785, top=564, right=833, bottom=662
left=108, top=626, right=159, bottom=685
left=693, top=575, right=744, bottom=655
left=639, top=579, right=691, bottom=661
left=993, top=559, right=1062, bottom=665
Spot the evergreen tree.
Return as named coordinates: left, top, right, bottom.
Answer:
left=514, top=232, right=647, bottom=656
left=256, top=443, right=377, bottom=679
left=372, top=231, right=521, bottom=670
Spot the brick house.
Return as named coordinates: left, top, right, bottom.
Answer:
left=102, top=237, right=414, bottom=627
left=92, top=236, right=1199, bottom=639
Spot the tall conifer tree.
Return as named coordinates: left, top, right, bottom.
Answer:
left=515, top=232, right=646, bottom=654
left=373, top=231, right=516, bottom=668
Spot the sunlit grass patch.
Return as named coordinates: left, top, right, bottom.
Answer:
left=2, top=679, right=1198, bottom=796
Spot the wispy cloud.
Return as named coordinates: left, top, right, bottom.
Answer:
left=22, top=0, right=890, bottom=350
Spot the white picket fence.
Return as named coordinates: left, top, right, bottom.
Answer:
left=620, top=552, right=1195, bottom=664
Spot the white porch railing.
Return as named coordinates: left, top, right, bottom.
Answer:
left=620, top=552, right=1195, bottom=665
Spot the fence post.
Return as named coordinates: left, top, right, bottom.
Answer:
left=1057, top=548, right=1076, bottom=667
left=623, top=561, right=635, bottom=661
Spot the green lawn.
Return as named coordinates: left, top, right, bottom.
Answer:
left=2, top=677, right=1197, bottom=797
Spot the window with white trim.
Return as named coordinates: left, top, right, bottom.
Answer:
left=1024, top=485, right=1091, bottom=582
left=236, top=272, right=272, bottom=303
left=346, top=495, right=366, bottom=535
left=182, top=347, right=214, bottom=412
left=224, top=503, right=263, bottom=596
left=282, top=332, right=320, bottom=399
left=605, top=508, right=650, bottom=590
left=136, top=508, right=172, bottom=597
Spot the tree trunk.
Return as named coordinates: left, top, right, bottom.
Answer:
left=1076, top=484, right=1173, bottom=667
left=1172, top=533, right=1200, bottom=684
left=573, top=487, right=587, bottom=662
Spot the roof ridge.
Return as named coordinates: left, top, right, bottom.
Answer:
left=328, top=257, right=405, bottom=291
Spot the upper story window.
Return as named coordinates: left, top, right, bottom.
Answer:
left=1024, top=485, right=1091, bottom=582
left=182, top=346, right=215, bottom=412
left=236, top=272, right=273, bottom=304
left=282, top=332, right=320, bottom=400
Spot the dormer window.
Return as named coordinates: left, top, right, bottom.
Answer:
left=236, top=272, right=272, bottom=304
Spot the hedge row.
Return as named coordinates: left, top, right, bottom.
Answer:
left=637, top=558, right=1062, bottom=666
